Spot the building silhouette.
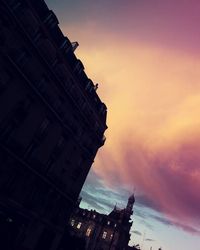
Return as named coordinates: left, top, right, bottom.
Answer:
left=69, top=194, right=135, bottom=250
left=0, top=0, right=107, bottom=249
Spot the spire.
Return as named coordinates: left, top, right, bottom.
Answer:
left=128, top=193, right=135, bottom=203
left=126, top=193, right=135, bottom=214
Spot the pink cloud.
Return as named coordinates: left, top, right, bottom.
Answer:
left=95, top=134, right=200, bottom=233
left=60, top=0, right=200, bottom=53
left=71, top=36, right=200, bottom=234
left=58, top=0, right=200, bottom=234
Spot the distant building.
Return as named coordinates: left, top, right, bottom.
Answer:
left=0, top=0, right=107, bottom=249
left=69, top=194, right=135, bottom=250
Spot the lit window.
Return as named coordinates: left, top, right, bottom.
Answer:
left=86, top=228, right=92, bottom=236
left=110, top=234, right=113, bottom=240
left=114, top=223, right=117, bottom=227
left=77, top=222, right=82, bottom=229
left=107, top=221, right=110, bottom=225
left=71, top=219, right=75, bottom=226
left=93, top=214, right=96, bottom=219
left=7, top=218, right=13, bottom=223
left=102, top=231, right=107, bottom=239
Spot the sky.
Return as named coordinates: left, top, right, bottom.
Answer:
left=46, top=1, right=200, bottom=249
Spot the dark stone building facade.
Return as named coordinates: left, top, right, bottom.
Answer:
left=69, top=194, right=135, bottom=250
left=0, top=0, right=107, bottom=249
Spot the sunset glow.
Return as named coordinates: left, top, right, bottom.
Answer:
left=47, top=0, right=200, bottom=249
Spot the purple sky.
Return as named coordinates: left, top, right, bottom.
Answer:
left=46, top=1, right=200, bottom=249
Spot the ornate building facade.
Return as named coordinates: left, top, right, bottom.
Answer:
left=69, top=194, right=135, bottom=250
left=0, top=0, right=107, bottom=249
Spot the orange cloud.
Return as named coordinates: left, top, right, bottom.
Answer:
left=65, top=26, right=200, bottom=232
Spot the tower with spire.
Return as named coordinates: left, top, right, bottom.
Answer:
left=126, top=193, right=135, bottom=216
left=69, top=193, right=136, bottom=250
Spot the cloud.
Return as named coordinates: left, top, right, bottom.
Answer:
left=96, top=135, right=200, bottom=234
left=75, top=42, right=200, bottom=235
left=134, top=209, right=148, bottom=220
left=47, top=0, right=200, bottom=238
left=81, top=171, right=200, bottom=235
left=80, top=171, right=130, bottom=213
left=145, top=238, right=155, bottom=242
left=48, top=0, right=200, bottom=53
left=135, top=194, right=161, bottom=212
left=80, top=190, right=108, bottom=212
left=174, top=223, right=200, bottom=234
left=150, top=214, right=200, bottom=234
left=132, top=230, right=142, bottom=236
left=76, top=44, right=200, bottom=236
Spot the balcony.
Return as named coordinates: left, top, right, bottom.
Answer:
left=65, top=49, right=77, bottom=69
left=60, top=37, right=72, bottom=53
left=43, top=10, right=59, bottom=28
left=73, top=59, right=84, bottom=74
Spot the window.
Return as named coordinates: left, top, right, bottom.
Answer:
left=56, top=137, right=65, bottom=149
left=52, top=137, right=65, bottom=157
left=0, top=98, right=31, bottom=143
left=6, top=217, right=13, bottom=223
left=107, top=221, right=110, bottom=225
left=110, top=234, right=113, bottom=240
left=36, top=118, right=50, bottom=140
left=71, top=219, right=75, bottom=226
left=86, top=228, right=92, bottom=237
left=39, top=118, right=49, bottom=134
left=36, top=76, right=48, bottom=94
left=21, top=9, right=39, bottom=35
left=93, top=214, right=96, bottom=219
left=21, top=95, right=33, bottom=112
left=45, top=157, right=55, bottom=172
left=114, top=223, right=117, bottom=227
left=77, top=222, right=82, bottom=229
left=0, top=29, right=5, bottom=47
left=10, top=47, right=30, bottom=67
left=53, top=99, right=61, bottom=110
left=102, top=231, right=107, bottom=239
left=0, top=69, right=11, bottom=94
left=24, top=140, right=37, bottom=158
left=0, top=120, right=15, bottom=141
